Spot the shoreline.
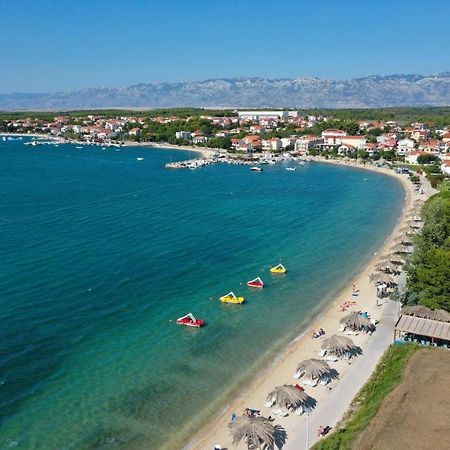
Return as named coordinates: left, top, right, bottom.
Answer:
left=186, top=159, right=426, bottom=450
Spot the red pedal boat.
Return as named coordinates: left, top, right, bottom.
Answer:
left=247, top=277, right=264, bottom=288
left=176, top=313, right=204, bottom=328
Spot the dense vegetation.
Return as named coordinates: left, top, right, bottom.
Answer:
left=2, top=106, right=450, bottom=126
left=312, top=345, right=420, bottom=450
left=403, top=182, right=450, bottom=311
left=0, top=108, right=236, bottom=121
left=304, top=106, right=450, bottom=127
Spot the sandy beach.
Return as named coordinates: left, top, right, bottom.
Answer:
left=124, top=141, right=217, bottom=159
left=186, top=158, right=430, bottom=450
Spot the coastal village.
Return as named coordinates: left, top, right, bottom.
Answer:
left=2, top=109, right=450, bottom=178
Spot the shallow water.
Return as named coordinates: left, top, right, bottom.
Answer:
left=0, top=140, right=404, bottom=449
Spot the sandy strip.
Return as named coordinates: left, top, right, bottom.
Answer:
left=185, top=159, right=429, bottom=450
left=123, top=142, right=216, bottom=159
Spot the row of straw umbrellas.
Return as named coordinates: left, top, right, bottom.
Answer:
left=229, top=335, right=362, bottom=449
left=229, top=200, right=425, bottom=449
left=229, top=335, right=364, bottom=449
left=369, top=199, right=425, bottom=289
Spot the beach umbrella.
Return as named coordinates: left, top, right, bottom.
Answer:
left=229, top=415, right=284, bottom=450
left=390, top=243, right=412, bottom=254
left=408, top=220, right=422, bottom=229
left=340, top=312, right=375, bottom=332
left=375, top=260, right=400, bottom=274
left=294, top=359, right=336, bottom=385
left=320, top=334, right=360, bottom=358
left=370, top=272, right=396, bottom=285
left=266, top=385, right=314, bottom=412
left=384, top=253, right=405, bottom=264
left=397, top=234, right=414, bottom=245
left=398, top=226, right=415, bottom=235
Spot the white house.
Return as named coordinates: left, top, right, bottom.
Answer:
left=441, top=160, right=450, bottom=175
left=238, top=111, right=296, bottom=121
left=397, top=138, right=415, bottom=154
left=192, top=135, right=208, bottom=145
left=295, top=135, right=323, bottom=153
left=340, top=135, right=366, bottom=148
left=321, top=129, right=347, bottom=145
left=175, top=131, right=192, bottom=140
left=262, top=138, right=282, bottom=152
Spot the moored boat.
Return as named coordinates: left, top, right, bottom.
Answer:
left=220, top=291, right=245, bottom=304
left=247, top=277, right=264, bottom=288
left=137, top=157, right=144, bottom=161
left=176, top=313, right=204, bottom=328
left=286, top=167, right=296, bottom=171
left=270, top=263, right=287, bottom=274
left=250, top=167, right=263, bottom=172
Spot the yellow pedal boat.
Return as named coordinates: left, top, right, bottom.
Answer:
left=270, top=263, right=287, bottom=274
left=220, top=291, right=245, bottom=304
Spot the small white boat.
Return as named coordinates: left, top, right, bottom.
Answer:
left=137, top=157, right=144, bottom=161
left=286, top=167, right=296, bottom=171
left=76, top=146, right=83, bottom=149
left=251, top=167, right=263, bottom=172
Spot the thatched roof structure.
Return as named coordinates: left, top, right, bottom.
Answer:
left=295, top=359, right=334, bottom=381
left=401, top=305, right=450, bottom=323
left=408, top=220, right=422, bottom=229
left=399, top=224, right=417, bottom=235
left=390, top=243, right=412, bottom=254
left=398, top=236, right=414, bottom=246
left=266, top=385, right=314, bottom=411
left=321, top=334, right=361, bottom=358
left=384, top=253, right=405, bottom=264
left=229, top=416, right=277, bottom=450
left=370, top=272, right=396, bottom=285
left=340, top=312, right=375, bottom=332
left=375, top=260, right=400, bottom=273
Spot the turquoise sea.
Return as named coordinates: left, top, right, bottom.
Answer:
left=0, top=139, right=404, bottom=450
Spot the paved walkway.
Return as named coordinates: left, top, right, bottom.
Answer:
left=285, top=300, right=401, bottom=449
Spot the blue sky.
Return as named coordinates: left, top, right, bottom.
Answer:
left=1, top=0, right=449, bottom=93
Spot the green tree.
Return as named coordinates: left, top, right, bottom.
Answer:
left=404, top=182, right=450, bottom=311
left=417, top=154, right=439, bottom=165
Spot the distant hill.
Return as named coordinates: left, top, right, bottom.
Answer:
left=1, top=73, right=450, bottom=110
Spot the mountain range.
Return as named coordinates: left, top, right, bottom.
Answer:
left=1, top=73, right=450, bottom=110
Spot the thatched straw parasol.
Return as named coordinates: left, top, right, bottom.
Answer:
left=408, top=220, right=422, bottom=229
left=398, top=226, right=415, bottom=235
left=398, top=235, right=414, bottom=246
left=370, top=272, right=396, bottom=285
left=401, top=305, right=450, bottom=323
left=375, top=260, right=400, bottom=273
left=320, top=334, right=361, bottom=358
left=340, top=312, right=375, bottom=332
left=294, top=359, right=336, bottom=386
left=384, top=253, right=405, bottom=264
left=266, top=385, right=314, bottom=412
left=229, top=416, right=286, bottom=450
left=390, top=243, right=412, bottom=254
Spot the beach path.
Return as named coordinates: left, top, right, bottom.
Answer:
left=285, top=299, right=401, bottom=449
